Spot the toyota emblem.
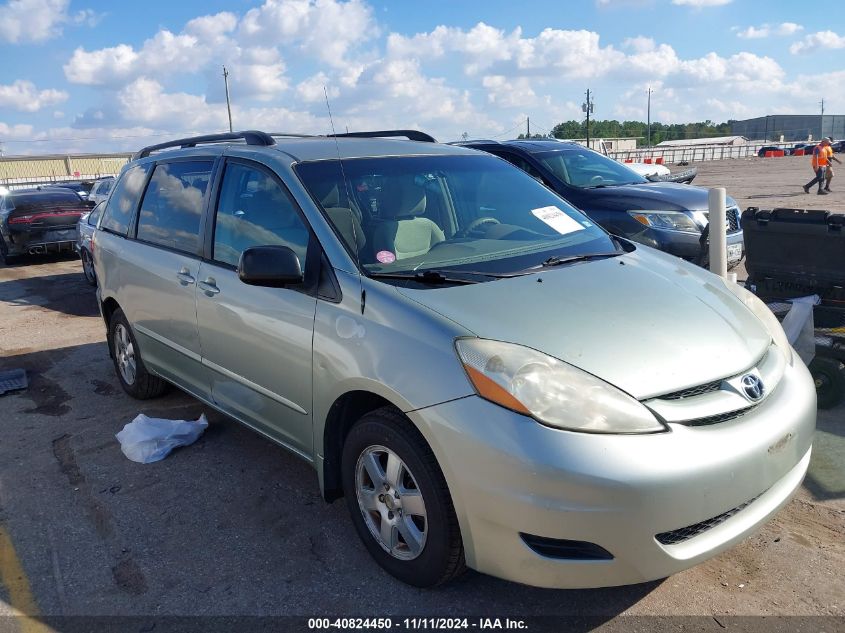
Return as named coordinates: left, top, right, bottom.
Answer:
left=741, top=374, right=764, bottom=401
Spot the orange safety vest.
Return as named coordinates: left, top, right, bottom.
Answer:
left=811, top=145, right=832, bottom=169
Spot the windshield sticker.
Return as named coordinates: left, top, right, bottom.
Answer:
left=531, top=206, right=586, bottom=235
left=376, top=250, right=396, bottom=264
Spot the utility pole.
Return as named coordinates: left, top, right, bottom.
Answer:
left=527, top=117, right=530, bottom=138
left=647, top=86, right=653, bottom=149
left=582, top=89, right=594, bottom=148
left=223, top=66, right=233, bottom=133
left=820, top=98, right=825, bottom=139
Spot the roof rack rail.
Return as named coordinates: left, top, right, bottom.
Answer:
left=132, top=130, right=276, bottom=160
left=268, top=132, right=316, bottom=138
left=328, top=130, right=436, bottom=143
left=449, top=139, right=501, bottom=145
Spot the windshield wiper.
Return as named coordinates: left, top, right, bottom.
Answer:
left=368, top=268, right=532, bottom=285
left=537, top=252, right=622, bottom=268
left=367, top=270, right=480, bottom=285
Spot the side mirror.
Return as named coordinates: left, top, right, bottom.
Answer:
left=84, top=199, right=97, bottom=208
left=238, top=245, right=303, bottom=287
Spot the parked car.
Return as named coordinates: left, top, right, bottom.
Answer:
left=0, top=186, right=89, bottom=264
left=95, top=130, right=815, bottom=589
left=88, top=176, right=115, bottom=206
left=53, top=180, right=95, bottom=200
left=460, top=140, right=743, bottom=267
left=788, top=143, right=816, bottom=156
left=756, top=145, right=783, bottom=157
left=76, top=201, right=103, bottom=285
left=830, top=140, right=844, bottom=153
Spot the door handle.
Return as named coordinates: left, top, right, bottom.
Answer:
left=198, top=278, right=220, bottom=295
left=176, top=269, right=195, bottom=285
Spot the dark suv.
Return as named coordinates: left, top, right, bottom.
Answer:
left=0, top=186, right=89, bottom=263
left=461, top=140, right=743, bottom=267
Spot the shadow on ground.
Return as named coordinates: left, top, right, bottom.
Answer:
left=0, top=342, right=659, bottom=620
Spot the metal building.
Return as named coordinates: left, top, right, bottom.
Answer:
left=731, top=115, right=845, bottom=142
left=0, top=153, right=132, bottom=189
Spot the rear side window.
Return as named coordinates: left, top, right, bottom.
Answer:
left=136, top=161, right=213, bottom=254
left=212, top=162, right=310, bottom=269
left=101, top=164, right=152, bottom=235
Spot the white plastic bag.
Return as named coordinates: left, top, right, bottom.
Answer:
left=116, top=413, right=209, bottom=463
left=781, top=295, right=819, bottom=366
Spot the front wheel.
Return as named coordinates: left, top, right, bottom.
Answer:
left=341, top=408, right=465, bottom=587
left=108, top=308, right=168, bottom=399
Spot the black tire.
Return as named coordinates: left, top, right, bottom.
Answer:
left=81, top=249, right=97, bottom=286
left=809, top=357, right=845, bottom=410
left=341, top=407, right=465, bottom=587
left=0, top=237, right=21, bottom=266
left=108, top=308, right=168, bottom=399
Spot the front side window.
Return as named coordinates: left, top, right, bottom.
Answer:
left=212, top=162, right=310, bottom=270
left=295, top=155, right=618, bottom=277
left=136, top=161, right=213, bottom=253
left=536, top=149, right=647, bottom=189
left=100, top=164, right=152, bottom=235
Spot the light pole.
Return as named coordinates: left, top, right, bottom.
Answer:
left=582, top=89, right=594, bottom=148
left=223, top=66, right=233, bottom=133
left=647, top=86, right=653, bottom=149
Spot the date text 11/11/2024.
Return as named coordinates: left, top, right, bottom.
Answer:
left=307, top=618, right=528, bottom=630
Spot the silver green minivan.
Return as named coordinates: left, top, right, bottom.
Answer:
left=95, top=130, right=815, bottom=589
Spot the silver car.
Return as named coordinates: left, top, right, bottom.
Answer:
left=94, top=131, right=815, bottom=589
left=88, top=176, right=115, bottom=206
left=76, top=201, right=103, bottom=286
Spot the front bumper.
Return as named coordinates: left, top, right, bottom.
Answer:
left=647, top=228, right=745, bottom=263
left=409, top=356, right=815, bottom=588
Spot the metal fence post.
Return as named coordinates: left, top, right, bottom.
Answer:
left=708, top=188, right=728, bottom=279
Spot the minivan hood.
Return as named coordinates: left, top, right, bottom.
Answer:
left=577, top=182, right=730, bottom=213
left=397, top=248, right=770, bottom=400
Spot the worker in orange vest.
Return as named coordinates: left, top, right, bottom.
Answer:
left=804, top=138, right=839, bottom=195
left=822, top=136, right=841, bottom=192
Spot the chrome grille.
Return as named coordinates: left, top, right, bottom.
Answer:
left=659, top=379, right=723, bottom=401
left=681, top=407, right=753, bottom=427
left=702, top=207, right=741, bottom=234
left=727, top=207, right=740, bottom=233
left=655, top=493, right=763, bottom=545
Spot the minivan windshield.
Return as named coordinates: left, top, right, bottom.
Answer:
left=536, top=149, right=648, bottom=189
left=295, top=155, right=620, bottom=279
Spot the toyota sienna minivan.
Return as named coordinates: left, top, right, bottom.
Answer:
left=94, top=130, right=815, bottom=589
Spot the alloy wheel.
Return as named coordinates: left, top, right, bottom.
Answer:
left=114, top=323, right=137, bottom=385
left=355, top=445, right=428, bottom=560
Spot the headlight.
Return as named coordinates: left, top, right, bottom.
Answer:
left=723, top=281, right=793, bottom=364
left=455, top=338, right=666, bottom=434
left=628, top=210, right=700, bottom=233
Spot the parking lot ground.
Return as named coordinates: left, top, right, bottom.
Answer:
left=0, top=157, right=843, bottom=629
left=692, top=154, right=845, bottom=216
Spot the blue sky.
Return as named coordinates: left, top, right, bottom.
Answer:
left=0, top=0, right=842, bottom=154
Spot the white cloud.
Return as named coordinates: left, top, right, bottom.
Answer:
left=117, top=78, right=223, bottom=129
left=64, top=44, right=140, bottom=85
left=296, top=72, right=337, bottom=103
left=0, top=80, right=68, bottom=112
left=736, top=22, right=803, bottom=39
left=0, top=0, right=95, bottom=43
left=0, top=121, right=34, bottom=138
left=790, top=30, right=845, bottom=54
left=240, top=0, right=377, bottom=67
left=482, top=75, right=538, bottom=109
